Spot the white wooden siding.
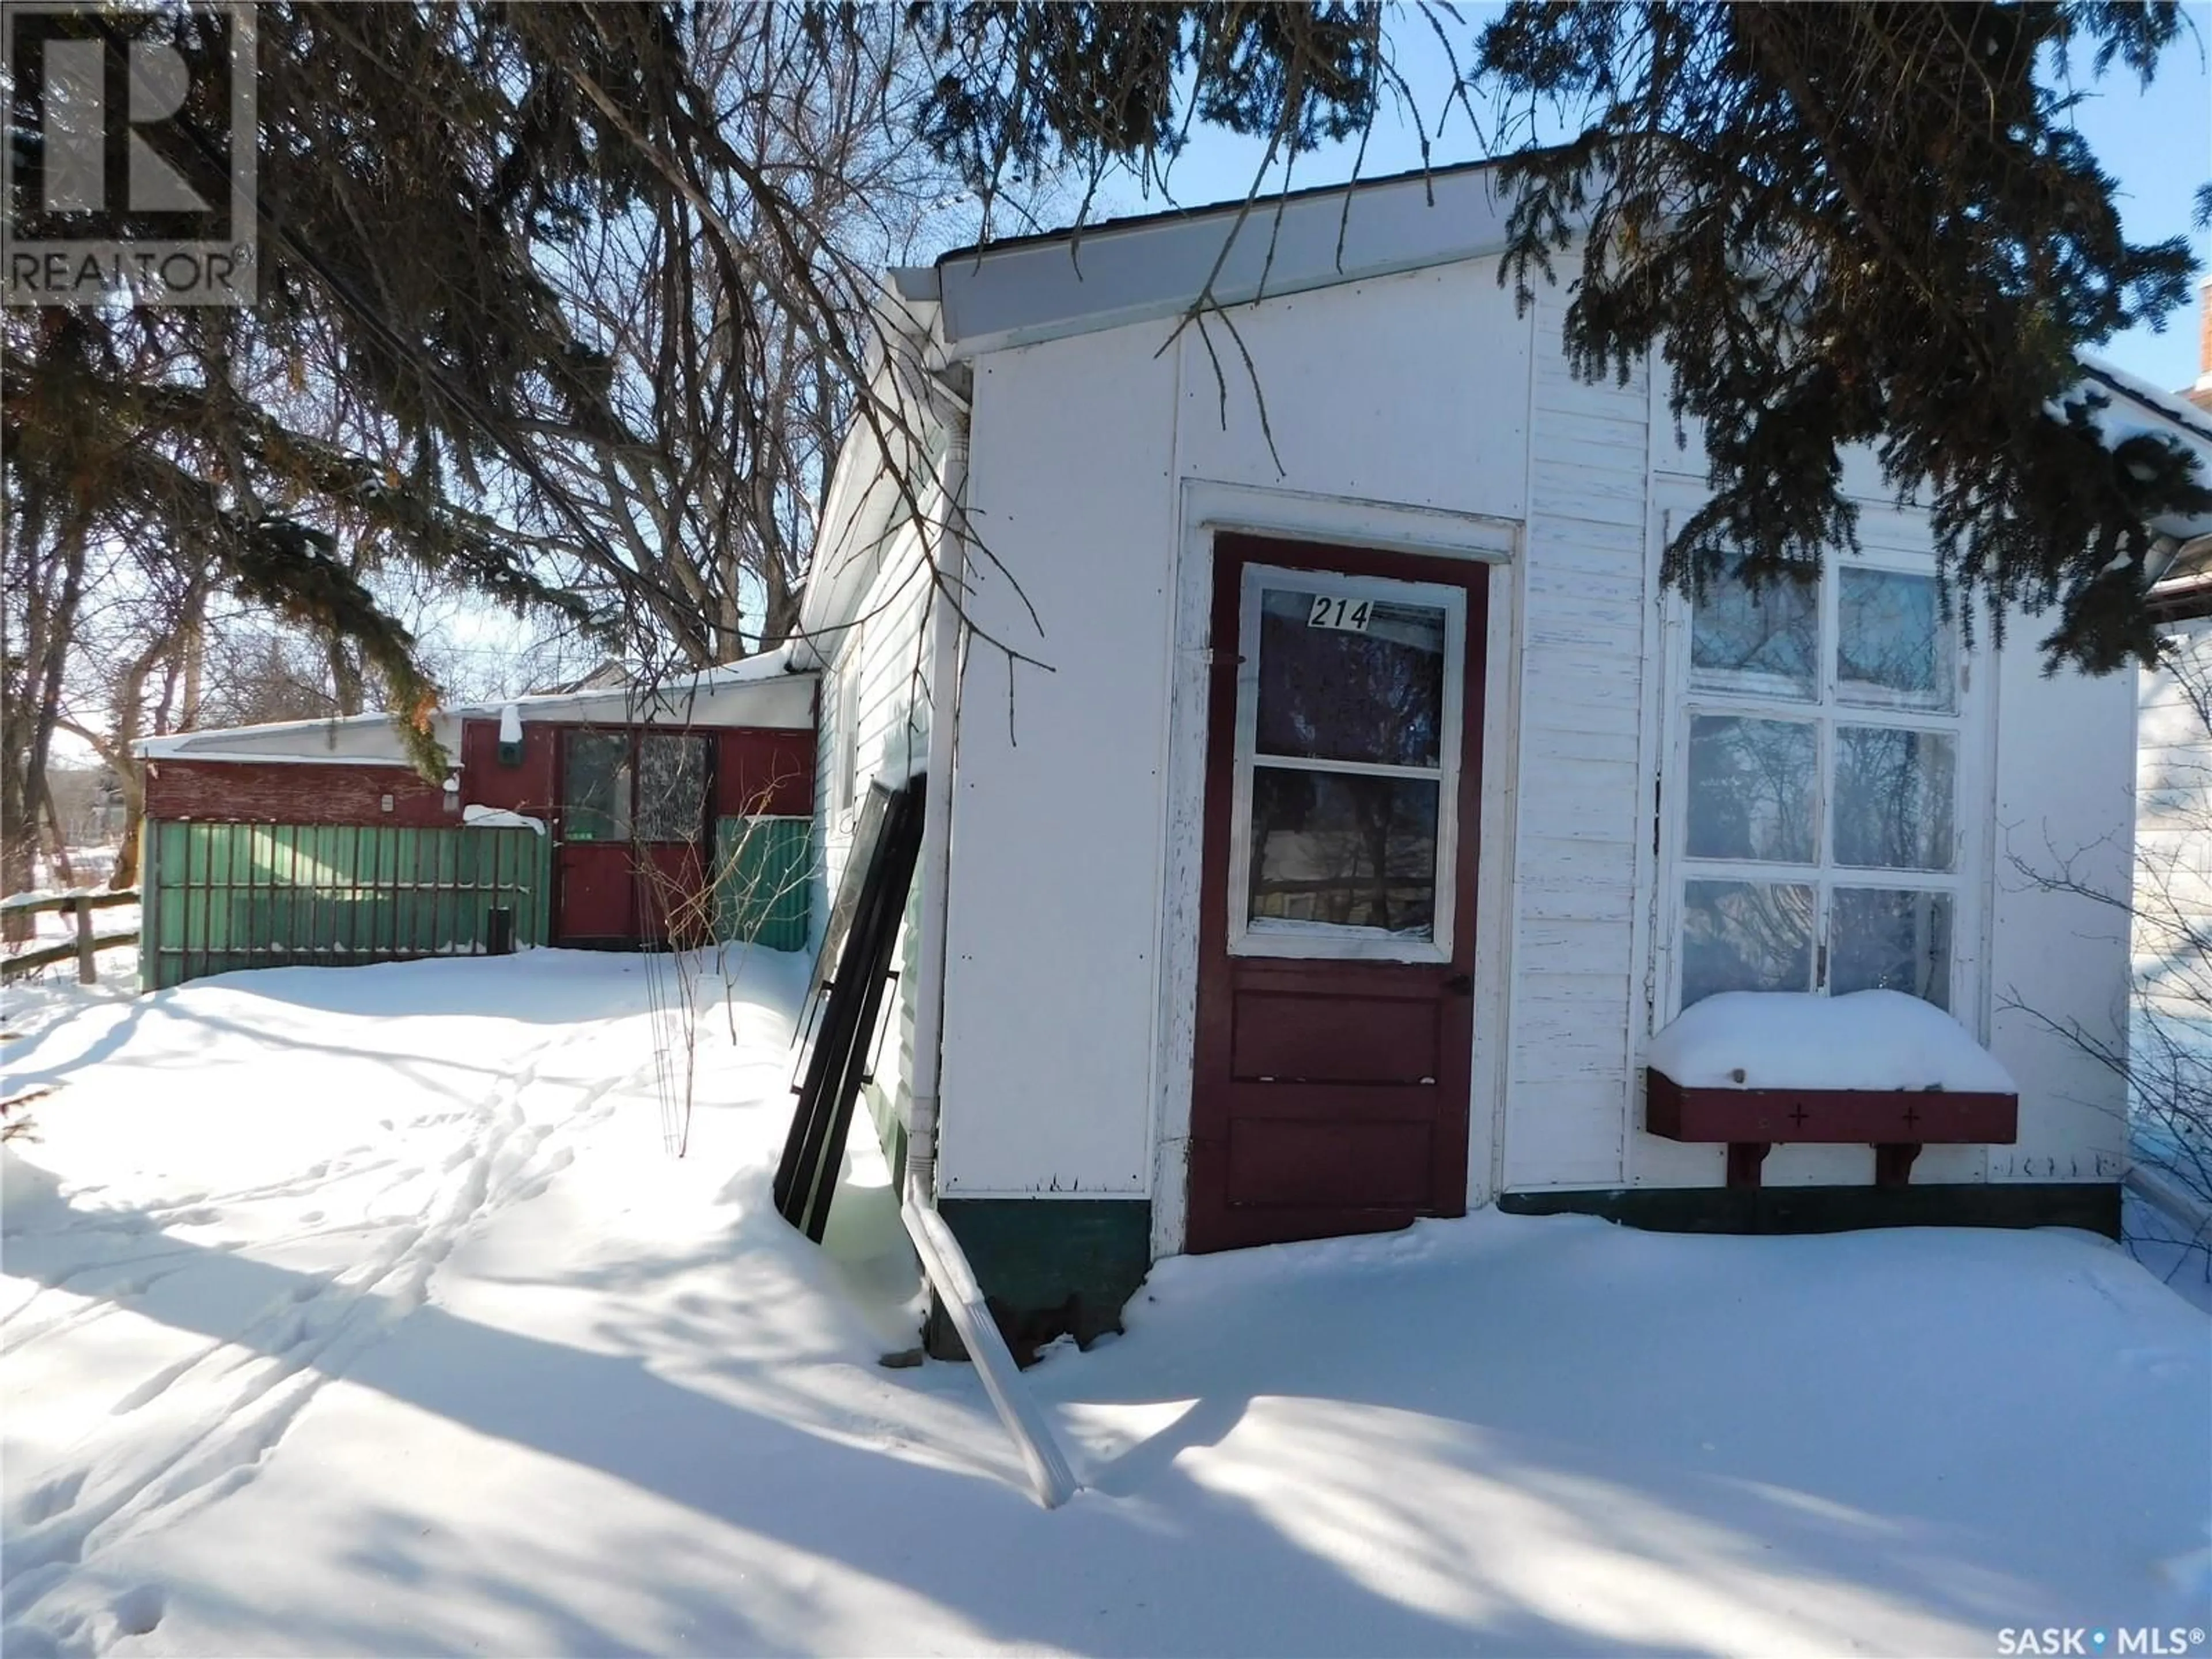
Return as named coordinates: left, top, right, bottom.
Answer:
left=816, top=520, right=937, bottom=910
left=1499, top=283, right=1650, bottom=1189
left=813, top=511, right=940, bottom=1144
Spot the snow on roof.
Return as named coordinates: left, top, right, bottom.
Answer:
left=1646, top=990, right=2018, bottom=1093
left=2077, top=355, right=2212, bottom=450
left=135, top=645, right=816, bottom=764
left=2066, top=355, right=2212, bottom=545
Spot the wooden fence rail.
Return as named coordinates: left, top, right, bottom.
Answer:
left=1, top=889, right=141, bottom=985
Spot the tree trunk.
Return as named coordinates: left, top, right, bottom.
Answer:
left=759, top=556, right=802, bottom=650
left=328, top=638, right=365, bottom=716
left=2, top=517, right=89, bottom=930
left=179, top=611, right=204, bottom=729
left=0, top=806, right=32, bottom=937
left=39, top=775, right=75, bottom=887
left=109, top=759, right=146, bottom=890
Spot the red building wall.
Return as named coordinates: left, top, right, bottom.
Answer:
left=715, top=728, right=814, bottom=817
left=458, top=719, right=559, bottom=816
left=146, top=720, right=814, bottom=827
left=144, top=759, right=454, bottom=827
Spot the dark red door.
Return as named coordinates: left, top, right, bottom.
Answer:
left=1186, top=533, right=1488, bottom=1254
left=555, top=730, right=634, bottom=944
left=632, top=732, right=713, bottom=945
left=553, top=729, right=712, bottom=946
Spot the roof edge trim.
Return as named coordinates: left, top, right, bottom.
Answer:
left=934, top=162, right=1520, bottom=359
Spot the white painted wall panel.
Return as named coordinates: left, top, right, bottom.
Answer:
left=1176, top=264, right=1528, bottom=521
left=1986, top=644, right=2134, bottom=1183
left=936, top=325, right=1180, bottom=1196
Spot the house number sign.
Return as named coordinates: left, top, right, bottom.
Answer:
left=1306, top=594, right=1373, bottom=632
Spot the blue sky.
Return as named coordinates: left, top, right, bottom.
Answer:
left=1118, top=6, right=2212, bottom=393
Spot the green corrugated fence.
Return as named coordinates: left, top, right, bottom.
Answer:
left=713, top=816, right=810, bottom=953
left=142, top=815, right=808, bottom=991
left=143, top=821, right=550, bottom=991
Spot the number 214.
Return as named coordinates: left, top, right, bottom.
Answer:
left=1307, top=594, right=1372, bottom=632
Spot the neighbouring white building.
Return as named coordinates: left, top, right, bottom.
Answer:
left=797, top=161, right=2212, bottom=1323
left=2138, top=278, right=2212, bottom=1031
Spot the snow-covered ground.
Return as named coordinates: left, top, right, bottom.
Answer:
left=3, top=952, right=2208, bottom=1658
left=2130, top=1187, right=2212, bottom=1317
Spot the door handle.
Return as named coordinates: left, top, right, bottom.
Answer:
left=1442, top=974, right=1473, bottom=997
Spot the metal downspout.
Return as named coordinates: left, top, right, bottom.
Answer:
left=902, top=421, right=966, bottom=1212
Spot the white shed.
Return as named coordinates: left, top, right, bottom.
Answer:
left=798, top=161, right=2203, bottom=1324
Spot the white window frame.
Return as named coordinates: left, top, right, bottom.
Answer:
left=1225, top=562, right=1468, bottom=964
left=1654, top=521, right=1993, bottom=1028
left=832, top=629, right=863, bottom=820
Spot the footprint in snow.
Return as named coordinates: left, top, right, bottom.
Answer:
left=18, top=1469, right=84, bottom=1527
left=111, top=1585, right=164, bottom=1638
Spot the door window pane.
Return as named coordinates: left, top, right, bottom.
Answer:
left=1681, top=880, right=1815, bottom=1006
left=1839, top=569, right=1955, bottom=711
left=1255, top=588, right=1446, bottom=768
left=637, top=734, right=709, bottom=843
left=1687, top=716, right=1818, bottom=863
left=1834, top=727, right=1955, bottom=870
left=1248, top=768, right=1438, bottom=938
left=1830, top=888, right=1952, bottom=1008
left=562, top=731, right=630, bottom=843
left=1691, top=565, right=1817, bottom=700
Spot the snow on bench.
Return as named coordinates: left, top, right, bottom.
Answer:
left=1645, top=990, right=2020, bottom=1188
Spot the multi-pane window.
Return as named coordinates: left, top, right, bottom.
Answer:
left=1230, top=567, right=1467, bottom=960
left=635, top=734, right=709, bottom=843
left=560, top=730, right=632, bottom=843
left=1674, top=556, right=1967, bottom=1012
left=559, top=729, right=707, bottom=844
